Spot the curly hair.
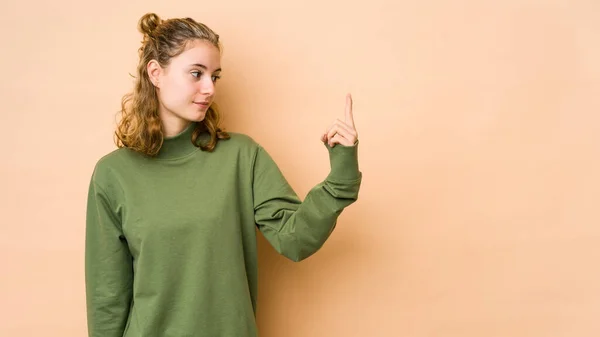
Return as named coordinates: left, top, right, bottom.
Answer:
left=114, top=12, right=229, bottom=156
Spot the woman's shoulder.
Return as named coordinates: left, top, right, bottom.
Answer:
left=224, top=131, right=256, bottom=143
left=94, top=147, right=137, bottom=166
left=89, top=147, right=140, bottom=182
left=220, top=131, right=262, bottom=150
left=217, top=132, right=273, bottom=164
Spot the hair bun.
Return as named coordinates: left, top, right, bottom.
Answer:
left=138, top=13, right=162, bottom=36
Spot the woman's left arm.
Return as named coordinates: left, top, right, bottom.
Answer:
left=253, top=94, right=362, bottom=262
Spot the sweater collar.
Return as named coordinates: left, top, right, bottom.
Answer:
left=155, top=122, right=201, bottom=160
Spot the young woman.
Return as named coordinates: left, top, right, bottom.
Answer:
left=85, top=12, right=362, bottom=337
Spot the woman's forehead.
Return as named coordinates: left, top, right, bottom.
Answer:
left=172, top=40, right=221, bottom=69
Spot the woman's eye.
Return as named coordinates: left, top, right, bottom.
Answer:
left=212, top=75, right=221, bottom=82
left=191, top=71, right=202, bottom=78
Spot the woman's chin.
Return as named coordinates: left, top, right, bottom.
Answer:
left=186, top=111, right=207, bottom=122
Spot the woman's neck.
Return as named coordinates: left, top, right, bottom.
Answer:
left=160, top=109, right=194, bottom=137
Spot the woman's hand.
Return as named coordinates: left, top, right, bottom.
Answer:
left=321, top=93, right=358, bottom=147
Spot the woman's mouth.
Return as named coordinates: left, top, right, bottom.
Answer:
left=194, top=101, right=210, bottom=108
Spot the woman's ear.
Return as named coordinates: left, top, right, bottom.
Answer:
left=147, top=60, right=162, bottom=87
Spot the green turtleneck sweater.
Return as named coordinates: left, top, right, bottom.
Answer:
left=85, top=122, right=362, bottom=337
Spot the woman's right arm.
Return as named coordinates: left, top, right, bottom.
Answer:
left=85, top=173, right=133, bottom=337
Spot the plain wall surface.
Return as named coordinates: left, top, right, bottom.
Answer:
left=1, top=0, right=599, bottom=336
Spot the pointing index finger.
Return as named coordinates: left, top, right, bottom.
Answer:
left=345, top=93, right=355, bottom=127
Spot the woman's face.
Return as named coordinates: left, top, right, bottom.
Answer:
left=149, top=39, right=222, bottom=125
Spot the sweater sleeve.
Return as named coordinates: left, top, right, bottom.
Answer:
left=253, top=141, right=362, bottom=262
left=85, top=175, right=133, bottom=337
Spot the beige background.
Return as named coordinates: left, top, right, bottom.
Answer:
left=1, top=0, right=599, bottom=336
